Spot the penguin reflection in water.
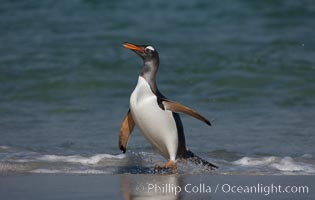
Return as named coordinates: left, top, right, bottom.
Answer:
left=119, top=42, right=217, bottom=171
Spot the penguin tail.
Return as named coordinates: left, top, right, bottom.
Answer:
left=179, top=150, right=218, bottom=170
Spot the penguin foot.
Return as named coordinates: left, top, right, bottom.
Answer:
left=162, top=160, right=177, bottom=170
left=154, top=160, right=177, bottom=173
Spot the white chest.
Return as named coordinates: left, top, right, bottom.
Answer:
left=130, top=76, right=156, bottom=107
left=129, top=76, right=178, bottom=160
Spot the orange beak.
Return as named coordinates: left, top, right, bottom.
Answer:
left=123, top=42, right=144, bottom=53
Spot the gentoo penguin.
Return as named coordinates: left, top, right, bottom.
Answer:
left=119, top=42, right=217, bottom=170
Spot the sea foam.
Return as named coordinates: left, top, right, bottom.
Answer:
left=36, top=154, right=126, bottom=165
left=233, top=156, right=277, bottom=166
left=270, top=157, right=315, bottom=173
left=0, top=146, right=10, bottom=150
left=31, top=169, right=110, bottom=174
left=233, top=156, right=315, bottom=173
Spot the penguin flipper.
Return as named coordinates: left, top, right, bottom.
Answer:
left=119, top=109, right=135, bottom=153
left=161, top=99, right=211, bottom=126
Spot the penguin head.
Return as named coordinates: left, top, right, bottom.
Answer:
left=124, top=42, right=159, bottom=62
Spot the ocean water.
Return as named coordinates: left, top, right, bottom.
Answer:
left=1, top=0, right=315, bottom=175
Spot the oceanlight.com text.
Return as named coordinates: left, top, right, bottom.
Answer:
left=221, top=183, right=309, bottom=196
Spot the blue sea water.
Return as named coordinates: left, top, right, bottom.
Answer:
left=0, top=0, right=315, bottom=175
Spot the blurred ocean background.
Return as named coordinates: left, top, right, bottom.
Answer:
left=0, top=0, right=315, bottom=175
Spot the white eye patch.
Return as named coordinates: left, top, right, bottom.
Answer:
left=145, top=46, right=155, bottom=51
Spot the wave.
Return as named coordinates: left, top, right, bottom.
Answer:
left=232, top=156, right=315, bottom=174
left=34, top=154, right=126, bottom=165
left=1, top=148, right=314, bottom=175
left=30, top=169, right=111, bottom=174
left=0, top=151, right=127, bottom=174
left=1, top=152, right=126, bottom=165
left=0, top=146, right=10, bottom=150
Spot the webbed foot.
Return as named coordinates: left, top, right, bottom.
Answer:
left=154, top=160, right=177, bottom=173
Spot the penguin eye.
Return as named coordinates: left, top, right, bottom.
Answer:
left=144, top=46, right=155, bottom=53
left=144, top=47, right=152, bottom=53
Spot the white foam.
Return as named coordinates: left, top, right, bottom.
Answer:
left=31, top=169, right=110, bottom=174
left=233, top=156, right=277, bottom=166
left=271, top=157, right=315, bottom=172
left=36, top=154, right=126, bottom=165
left=301, top=154, right=313, bottom=158
left=30, top=169, right=62, bottom=174
left=233, top=156, right=315, bottom=173
left=0, top=146, right=10, bottom=150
